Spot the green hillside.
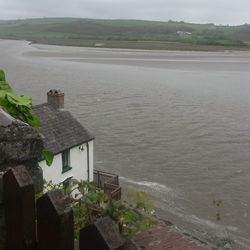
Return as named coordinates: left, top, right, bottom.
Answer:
left=0, top=18, right=249, bottom=50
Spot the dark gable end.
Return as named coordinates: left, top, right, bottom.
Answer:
left=33, top=103, right=94, bottom=154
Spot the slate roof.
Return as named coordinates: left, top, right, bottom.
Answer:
left=33, top=103, right=94, bottom=154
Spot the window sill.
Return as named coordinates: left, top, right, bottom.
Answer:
left=62, top=166, right=72, bottom=174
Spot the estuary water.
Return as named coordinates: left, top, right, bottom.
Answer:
left=1, top=40, right=250, bottom=249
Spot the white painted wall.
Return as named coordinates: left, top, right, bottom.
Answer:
left=88, top=140, right=94, bottom=182
left=39, top=140, right=94, bottom=184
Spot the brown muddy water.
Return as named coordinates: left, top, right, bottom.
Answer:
left=1, top=39, right=250, bottom=249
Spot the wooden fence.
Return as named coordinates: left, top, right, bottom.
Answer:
left=94, top=170, right=121, bottom=200
left=2, top=166, right=125, bottom=250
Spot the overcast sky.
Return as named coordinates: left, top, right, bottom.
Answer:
left=0, top=0, right=249, bottom=25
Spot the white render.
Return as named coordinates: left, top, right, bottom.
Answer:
left=39, top=140, right=94, bottom=184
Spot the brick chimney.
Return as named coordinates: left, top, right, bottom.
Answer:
left=47, top=89, right=64, bottom=109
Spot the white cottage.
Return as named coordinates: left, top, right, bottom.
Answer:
left=34, top=90, right=94, bottom=186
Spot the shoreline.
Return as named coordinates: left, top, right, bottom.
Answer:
left=121, top=183, right=214, bottom=249
left=121, top=182, right=244, bottom=250
left=1, top=37, right=250, bottom=52
left=29, top=39, right=250, bottom=52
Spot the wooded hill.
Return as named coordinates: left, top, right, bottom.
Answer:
left=0, top=18, right=250, bottom=50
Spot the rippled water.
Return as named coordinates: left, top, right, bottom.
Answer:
left=1, top=40, right=250, bottom=249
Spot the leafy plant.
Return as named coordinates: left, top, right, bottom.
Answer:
left=70, top=180, right=110, bottom=238
left=37, top=179, right=156, bottom=238
left=74, top=182, right=156, bottom=236
left=0, top=69, right=40, bottom=127
left=0, top=69, right=6, bottom=81
left=105, top=189, right=155, bottom=235
left=35, top=180, right=64, bottom=200
left=127, top=188, right=153, bottom=213
left=0, top=69, right=53, bottom=166
left=42, top=149, right=54, bottom=166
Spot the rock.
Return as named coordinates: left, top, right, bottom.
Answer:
left=0, top=108, right=44, bottom=192
left=0, top=122, right=43, bottom=164
left=223, top=242, right=232, bottom=250
left=0, top=107, right=15, bottom=127
left=0, top=108, right=44, bottom=248
left=80, top=217, right=125, bottom=250
left=217, top=238, right=233, bottom=250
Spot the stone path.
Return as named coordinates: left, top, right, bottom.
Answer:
left=129, top=225, right=209, bottom=250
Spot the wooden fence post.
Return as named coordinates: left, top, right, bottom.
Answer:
left=0, top=171, right=6, bottom=249
left=3, top=166, right=36, bottom=250
left=79, top=217, right=125, bottom=250
left=37, top=190, right=74, bottom=250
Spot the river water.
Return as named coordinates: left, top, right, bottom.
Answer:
left=1, top=40, right=250, bottom=249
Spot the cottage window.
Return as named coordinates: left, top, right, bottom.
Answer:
left=62, top=149, right=72, bottom=173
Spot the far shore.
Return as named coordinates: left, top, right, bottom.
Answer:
left=29, top=39, right=250, bottom=52
left=1, top=37, right=249, bottom=52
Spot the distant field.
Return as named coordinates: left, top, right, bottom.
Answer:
left=0, top=18, right=250, bottom=51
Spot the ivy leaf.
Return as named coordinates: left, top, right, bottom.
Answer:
left=0, top=69, right=40, bottom=127
left=0, top=69, right=6, bottom=81
left=6, top=92, right=32, bottom=107
left=0, top=69, right=53, bottom=169
left=42, top=148, right=54, bottom=166
left=0, top=81, right=12, bottom=92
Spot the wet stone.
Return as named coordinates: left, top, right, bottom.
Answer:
left=80, top=217, right=125, bottom=250
left=0, top=114, right=44, bottom=192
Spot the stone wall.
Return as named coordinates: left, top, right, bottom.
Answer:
left=0, top=108, right=44, bottom=191
left=0, top=108, right=44, bottom=249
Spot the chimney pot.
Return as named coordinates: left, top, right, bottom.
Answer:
left=47, top=89, right=64, bottom=109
